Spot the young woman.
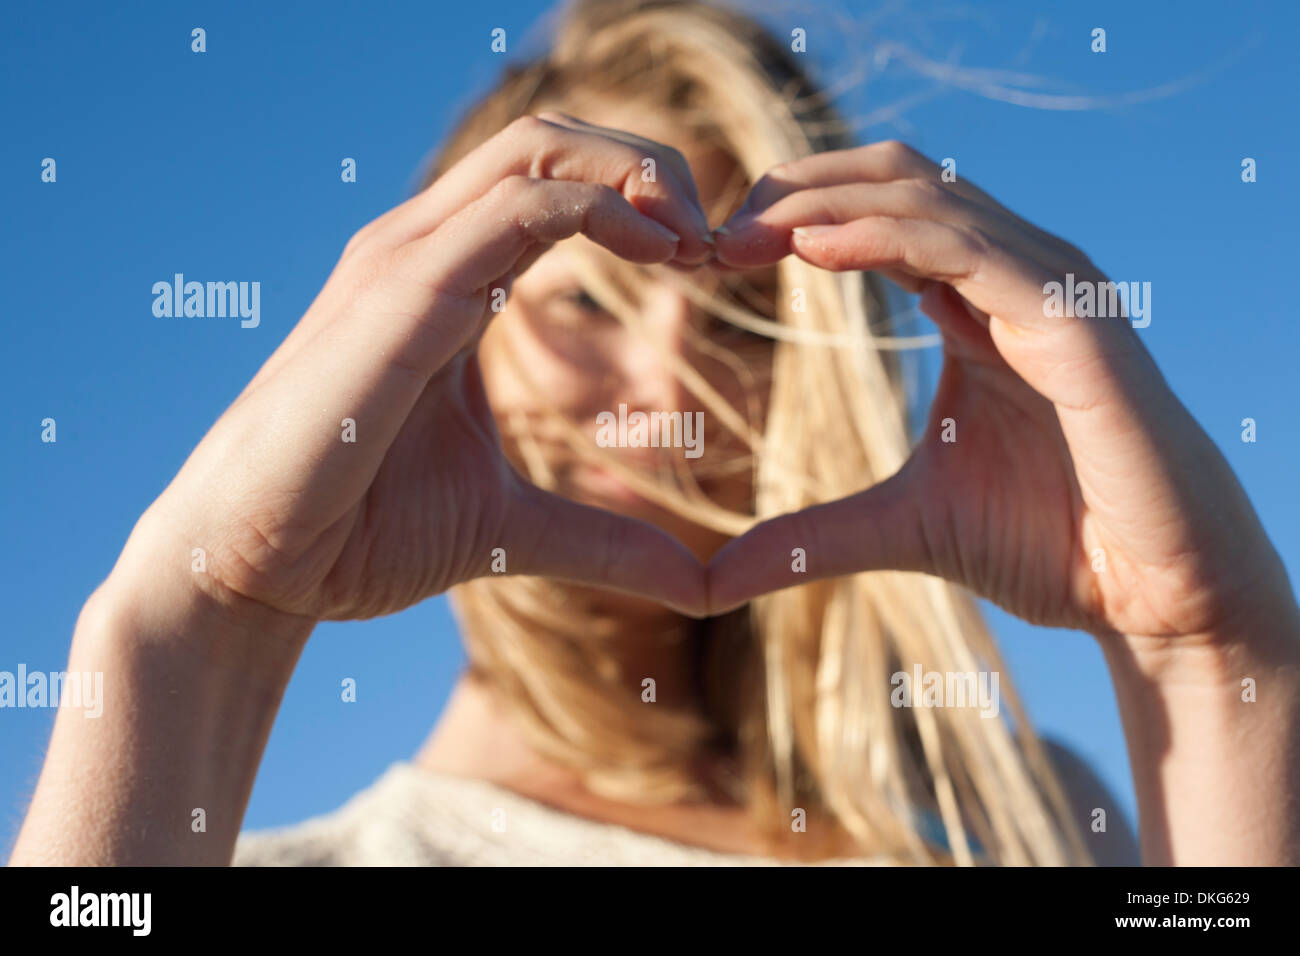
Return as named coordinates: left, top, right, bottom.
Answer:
left=12, top=0, right=1299, bottom=866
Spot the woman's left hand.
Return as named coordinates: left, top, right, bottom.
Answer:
left=708, top=140, right=1295, bottom=651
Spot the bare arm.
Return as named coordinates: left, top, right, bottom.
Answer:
left=10, top=526, right=313, bottom=865
left=1100, top=603, right=1300, bottom=866
left=9, top=113, right=713, bottom=865
left=709, top=139, right=1300, bottom=865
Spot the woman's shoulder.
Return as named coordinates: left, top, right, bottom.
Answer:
left=232, top=763, right=465, bottom=866
left=1042, top=738, right=1141, bottom=866
left=234, top=749, right=1133, bottom=866
left=232, top=762, right=893, bottom=867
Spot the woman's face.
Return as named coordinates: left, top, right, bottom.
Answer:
left=477, top=118, right=776, bottom=573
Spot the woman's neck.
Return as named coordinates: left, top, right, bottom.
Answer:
left=413, top=672, right=803, bottom=858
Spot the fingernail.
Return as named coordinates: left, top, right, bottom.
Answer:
left=650, top=221, right=681, bottom=243
left=792, top=224, right=840, bottom=239
left=716, top=213, right=757, bottom=236
left=699, top=232, right=716, bottom=246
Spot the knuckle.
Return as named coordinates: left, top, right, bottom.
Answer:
left=876, top=139, right=924, bottom=168
left=492, top=173, right=539, bottom=205
left=342, top=220, right=382, bottom=259
left=340, top=234, right=366, bottom=261
left=497, top=172, right=531, bottom=194
left=505, top=113, right=548, bottom=140
left=345, top=248, right=397, bottom=299
left=590, top=180, right=620, bottom=203
left=909, top=177, right=949, bottom=204
left=959, top=224, right=998, bottom=263
left=623, top=144, right=668, bottom=185
left=502, top=116, right=557, bottom=175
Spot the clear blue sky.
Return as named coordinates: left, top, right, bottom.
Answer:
left=2, top=0, right=1296, bottom=850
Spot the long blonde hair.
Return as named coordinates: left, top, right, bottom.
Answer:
left=422, top=0, right=1090, bottom=865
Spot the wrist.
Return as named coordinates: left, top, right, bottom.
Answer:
left=85, top=501, right=318, bottom=669
left=1098, top=572, right=1300, bottom=688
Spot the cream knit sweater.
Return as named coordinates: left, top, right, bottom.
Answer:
left=232, top=761, right=889, bottom=867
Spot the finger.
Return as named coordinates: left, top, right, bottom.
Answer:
left=722, top=140, right=1000, bottom=226
left=306, top=175, right=681, bottom=437
left=403, top=176, right=683, bottom=300
left=220, top=177, right=683, bottom=543
left=707, top=466, right=929, bottom=614
left=715, top=179, right=990, bottom=268
left=374, top=114, right=715, bottom=263
left=787, top=216, right=985, bottom=296
left=918, top=280, right=1001, bottom=363
left=505, top=483, right=709, bottom=618
left=714, top=141, right=1043, bottom=272
left=259, top=115, right=715, bottom=394
left=535, top=111, right=710, bottom=223
left=749, top=180, right=984, bottom=233
left=789, top=217, right=1160, bottom=415
left=529, top=111, right=716, bottom=266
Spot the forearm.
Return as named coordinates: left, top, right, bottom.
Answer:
left=9, top=538, right=315, bottom=866
left=1101, top=598, right=1300, bottom=866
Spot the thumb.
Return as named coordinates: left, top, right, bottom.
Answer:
left=501, top=483, right=709, bottom=618
left=707, top=464, right=931, bottom=614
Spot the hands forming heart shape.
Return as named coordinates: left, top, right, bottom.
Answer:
left=142, top=111, right=1290, bottom=653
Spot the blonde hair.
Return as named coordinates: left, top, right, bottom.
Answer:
left=422, top=0, right=1091, bottom=865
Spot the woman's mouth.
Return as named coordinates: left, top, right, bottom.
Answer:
left=569, top=461, right=652, bottom=505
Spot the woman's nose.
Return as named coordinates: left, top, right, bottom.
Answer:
left=617, top=286, right=695, bottom=412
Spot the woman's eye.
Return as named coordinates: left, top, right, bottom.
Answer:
left=559, top=288, right=605, bottom=314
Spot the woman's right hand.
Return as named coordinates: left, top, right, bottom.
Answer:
left=128, top=112, right=714, bottom=623
left=17, top=113, right=724, bottom=866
